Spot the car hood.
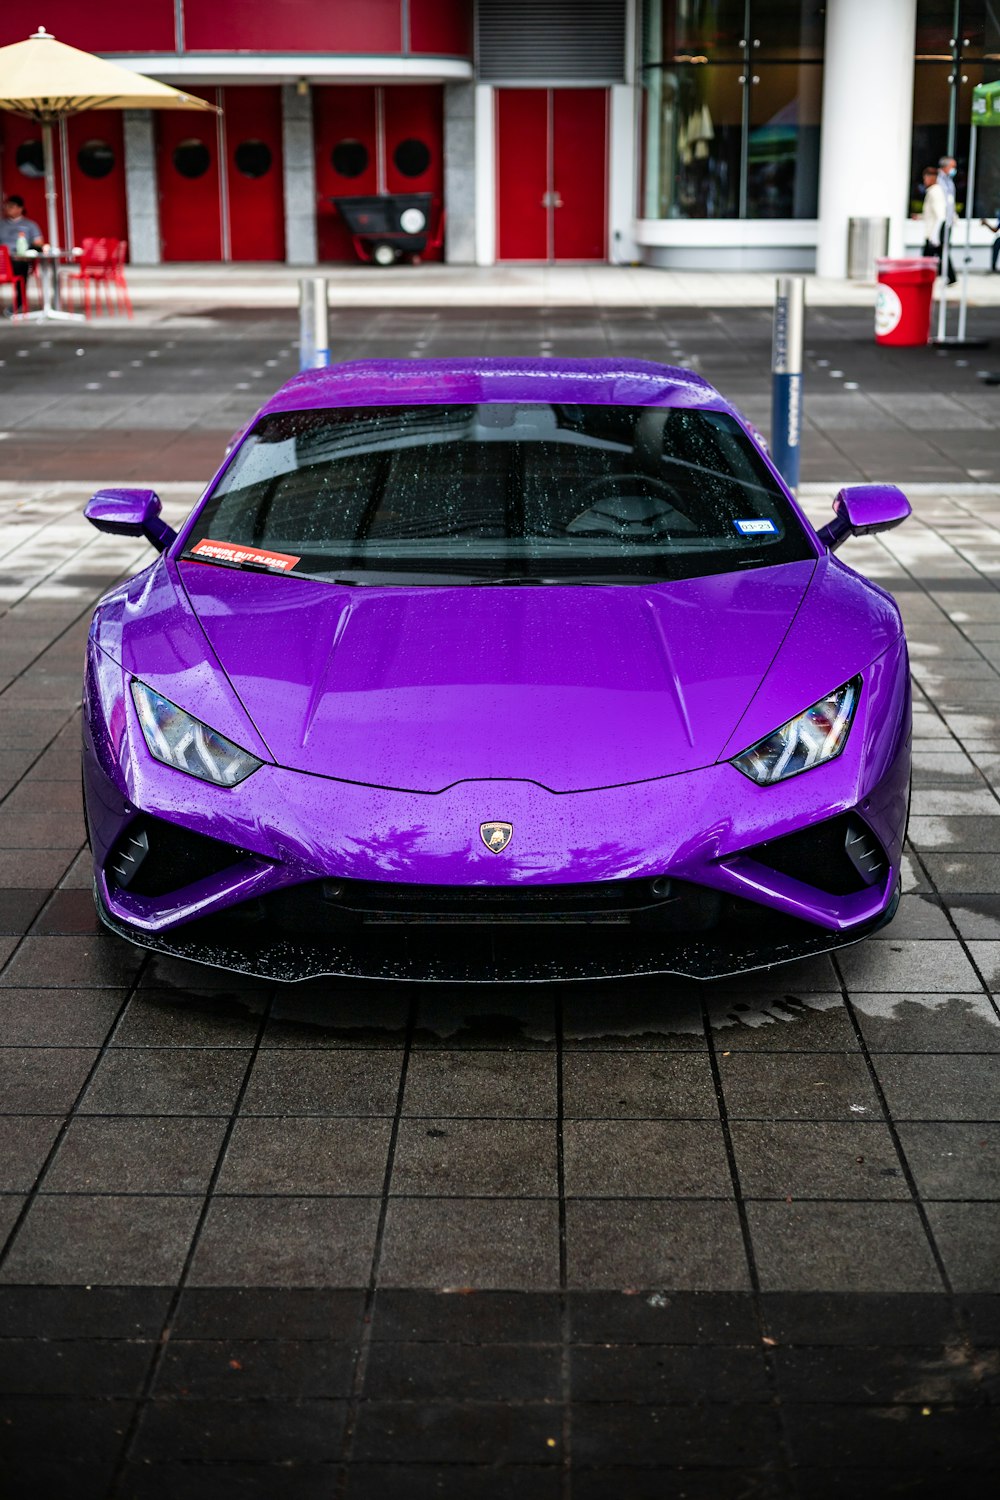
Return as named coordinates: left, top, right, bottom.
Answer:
left=176, top=561, right=815, bottom=793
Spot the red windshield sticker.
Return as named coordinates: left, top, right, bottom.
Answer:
left=189, top=539, right=301, bottom=573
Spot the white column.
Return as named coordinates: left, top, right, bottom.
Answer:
left=444, top=81, right=476, bottom=264
left=474, top=84, right=495, bottom=267
left=282, top=83, right=317, bottom=266
left=123, top=110, right=161, bottom=265
left=609, top=85, right=638, bottom=263
left=816, top=0, right=917, bottom=278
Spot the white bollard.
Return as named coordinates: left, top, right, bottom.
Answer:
left=299, top=277, right=330, bottom=370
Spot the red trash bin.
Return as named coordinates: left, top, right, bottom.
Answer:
left=874, top=257, right=938, bottom=346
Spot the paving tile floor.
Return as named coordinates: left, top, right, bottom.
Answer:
left=2, top=310, right=1000, bottom=1494
left=2, top=302, right=1000, bottom=485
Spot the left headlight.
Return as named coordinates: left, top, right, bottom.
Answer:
left=731, top=677, right=862, bottom=786
left=130, top=681, right=262, bottom=787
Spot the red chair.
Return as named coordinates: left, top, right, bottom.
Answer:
left=62, top=237, right=113, bottom=318
left=0, top=245, right=28, bottom=316
left=107, top=239, right=132, bottom=318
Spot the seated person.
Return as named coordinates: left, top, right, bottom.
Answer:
left=1, top=195, right=43, bottom=313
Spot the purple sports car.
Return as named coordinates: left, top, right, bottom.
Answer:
left=81, top=359, right=912, bottom=982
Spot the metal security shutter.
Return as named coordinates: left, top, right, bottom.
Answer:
left=477, top=0, right=626, bottom=83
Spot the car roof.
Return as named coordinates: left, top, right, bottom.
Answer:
left=257, top=358, right=733, bottom=418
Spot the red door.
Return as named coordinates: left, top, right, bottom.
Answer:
left=384, top=84, right=443, bottom=261
left=65, top=111, right=127, bottom=249
left=496, top=88, right=608, bottom=263
left=496, top=90, right=549, bottom=260
left=223, top=86, right=284, bottom=261
left=314, top=86, right=378, bottom=262
left=157, top=91, right=222, bottom=261
left=314, top=84, right=444, bottom=262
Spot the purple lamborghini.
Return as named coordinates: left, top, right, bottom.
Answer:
left=81, top=359, right=912, bottom=982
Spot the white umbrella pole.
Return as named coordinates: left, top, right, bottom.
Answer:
left=41, top=119, right=60, bottom=247
left=957, top=125, right=978, bottom=342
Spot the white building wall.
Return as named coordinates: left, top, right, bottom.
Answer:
left=816, top=0, right=918, bottom=277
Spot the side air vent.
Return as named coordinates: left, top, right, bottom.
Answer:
left=106, top=817, right=246, bottom=898
left=746, top=814, right=889, bottom=898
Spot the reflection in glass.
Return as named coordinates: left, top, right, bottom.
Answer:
left=747, top=65, right=821, bottom=218
left=234, top=140, right=272, bottom=179
left=393, top=138, right=432, bottom=178
left=910, top=59, right=998, bottom=216
left=172, top=140, right=211, bottom=180
left=332, top=139, right=368, bottom=178
left=16, top=140, right=44, bottom=178
left=77, top=140, right=115, bottom=180
left=643, top=0, right=824, bottom=63
left=643, top=65, right=741, bottom=218
left=643, top=0, right=746, bottom=63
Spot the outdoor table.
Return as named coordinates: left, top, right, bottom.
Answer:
left=20, top=246, right=82, bottom=323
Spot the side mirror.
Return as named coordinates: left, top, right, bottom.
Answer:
left=84, top=488, right=177, bottom=552
left=817, top=484, right=911, bottom=552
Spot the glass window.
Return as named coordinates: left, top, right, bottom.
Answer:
left=646, top=0, right=747, bottom=63
left=77, top=140, right=115, bottom=180
left=172, top=140, right=211, bottom=179
left=643, top=64, right=742, bottom=218
left=393, top=138, right=432, bottom=177
left=187, top=404, right=811, bottom=585
left=747, top=64, right=822, bottom=218
left=332, top=139, right=368, bottom=177
left=16, top=140, right=45, bottom=178
left=641, top=0, right=824, bottom=220
left=910, top=3, right=1000, bottom=210
left=234, top=140, right=272, bottom=178
left=750, top=0, right=825, bottom=60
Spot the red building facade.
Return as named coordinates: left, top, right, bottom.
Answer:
left=0, top=1, right=632, bottom=267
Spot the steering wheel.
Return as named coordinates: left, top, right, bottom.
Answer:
left=567, top=473, right=695, bottom=536
left=572, top=473, right=684, bottom=506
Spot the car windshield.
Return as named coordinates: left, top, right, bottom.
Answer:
left=183, top=402, right=814, bottom=583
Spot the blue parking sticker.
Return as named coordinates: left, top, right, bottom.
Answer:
left=734, top=518, right=777, bottom=536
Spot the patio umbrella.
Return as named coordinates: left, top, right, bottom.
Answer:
left=0, top=25, right=217, bottom=250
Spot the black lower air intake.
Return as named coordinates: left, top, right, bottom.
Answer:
left=106, top=816, right=246, bottom=898
left=746, top=813, right=888, bottom=897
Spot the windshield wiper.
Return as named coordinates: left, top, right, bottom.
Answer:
left=182, top=553, right=287, bottom=576
left=469, top=574, right=669, bottom=586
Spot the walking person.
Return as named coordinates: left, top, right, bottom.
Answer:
left=937, top=156, right=958, bottom=284
left=980, top=211, right=1000, bottom=273
left=919, top=166, right=952, bottom=282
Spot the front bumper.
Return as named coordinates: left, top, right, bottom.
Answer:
left=83, top=636, right=911, bottom=983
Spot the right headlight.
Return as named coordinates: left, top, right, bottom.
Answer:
left=731, top=677, right=862, bottom=786
left=131, top=681, right=262, bottom=787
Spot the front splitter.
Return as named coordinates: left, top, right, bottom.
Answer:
left=96, top=885, right=899, bottom=983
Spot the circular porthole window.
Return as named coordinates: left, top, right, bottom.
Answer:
left=234, top=140, right=272, bottom=178
left=393, top=138, right=431, bottom=178
left=15, top=140, right=45, bottom=178
left=77, top=140, right=115, bottom=179
left=172, top=139, right=211, bottom=179
left=332, top=139, right=368, bottom=178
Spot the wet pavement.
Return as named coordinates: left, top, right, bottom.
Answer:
left=1, top=306, right=999, bottom=1496
left=1, top=302, right=1000, bottom=484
